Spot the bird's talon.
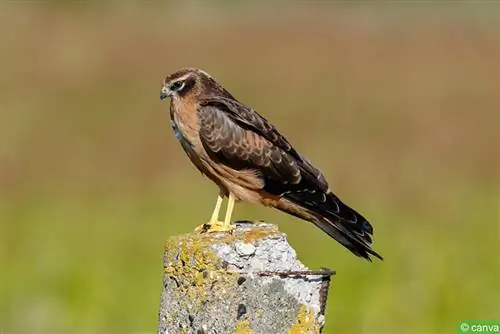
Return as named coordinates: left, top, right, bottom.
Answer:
left=194, top=224, right=207, bottom=233
left=195, top=221, right=234, bottom=234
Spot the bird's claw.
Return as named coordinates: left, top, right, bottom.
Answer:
left=195, top=221, right=234, bottom=234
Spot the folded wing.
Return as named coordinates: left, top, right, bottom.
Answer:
left=198, top=97, right=382, bottom=260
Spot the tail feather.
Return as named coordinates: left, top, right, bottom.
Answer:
left=283, top=190, right=383, bottom=261
left=312, top=216, right=383, bottom=261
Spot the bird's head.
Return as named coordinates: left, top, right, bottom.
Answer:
left=160, top=68, right=235, bottom=101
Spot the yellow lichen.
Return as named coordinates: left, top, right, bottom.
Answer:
left=164, top=233, right=237, bottom=308
left=288, top=305, right=321, bottom=334
left=235, top=319, right=253, bottom=334
left=163, top=225, right=281, bottom=321
left=240, top=225, right=279, bottom=243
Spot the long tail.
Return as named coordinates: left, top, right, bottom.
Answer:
left=278, top=189, right=383, bottom=261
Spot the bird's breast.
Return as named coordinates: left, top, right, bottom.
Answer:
left=170, top=101, right=200, bottom=149
left=168, top=100, right=264, bottom=203
left=171, top=118, right=186, bottom=142
left=170, top=114, right=200, bottom=161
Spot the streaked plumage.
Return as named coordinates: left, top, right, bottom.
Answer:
left=160, top=68, right=382, bottom=261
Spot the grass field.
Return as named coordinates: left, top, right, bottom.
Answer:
left=1, top=3, right=499, bottom=334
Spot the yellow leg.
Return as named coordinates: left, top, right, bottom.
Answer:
left=208, top=195, right=223, bottom=224
left=223, top=193, right=235, bottom=227
left=195, top=194, right=234, bottom=233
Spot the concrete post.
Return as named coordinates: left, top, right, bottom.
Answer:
left=158, top=221, right=333, bottom=334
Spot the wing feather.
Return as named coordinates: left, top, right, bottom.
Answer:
left=198, top=103, right=300, bottom=184
left=197, top=97, right=381, bottom=260
left=199, top=97, right=327, bottom=190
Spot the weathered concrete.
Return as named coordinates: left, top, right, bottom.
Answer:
left=158, top=221, right=333, bottom=334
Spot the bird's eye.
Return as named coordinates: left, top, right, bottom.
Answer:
left=170, top=80, right=186, bottom=92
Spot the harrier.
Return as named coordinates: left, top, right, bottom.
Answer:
left=160, top=68, right=382, bottom=261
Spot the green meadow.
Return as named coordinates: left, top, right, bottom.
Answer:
left=1, top=4, right=498, bottom=334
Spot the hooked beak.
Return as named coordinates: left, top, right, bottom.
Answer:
left=160, top=85, right=171, bottom=100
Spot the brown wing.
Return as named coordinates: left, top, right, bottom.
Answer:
left=197, top=97, right=382, bottom=261
left=198, top=100, right=302, bottom=187
left=198, top=97, right=328, bottom=191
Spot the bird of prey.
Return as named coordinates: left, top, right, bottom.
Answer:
left=160, top=68, right=382, bottom=261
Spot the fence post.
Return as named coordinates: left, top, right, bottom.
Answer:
left=158, top=221, right=334, bottom=334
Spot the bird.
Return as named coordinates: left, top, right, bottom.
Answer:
left=160, top=68, right=382, bottom=261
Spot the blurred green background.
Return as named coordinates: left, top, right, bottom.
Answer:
left=1, top=2, right=499, bottom=334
